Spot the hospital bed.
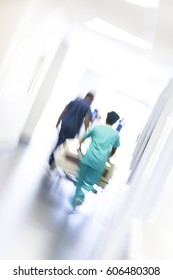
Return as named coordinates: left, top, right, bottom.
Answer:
left=54, top=139, right=115, bottom=189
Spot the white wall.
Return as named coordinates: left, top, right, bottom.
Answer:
left=0, top=0, right=29, bottom=68
left=127, top=79, right=173, bottom=259
left=153, top=0, right=173, bottom=62
left=97, top=80, right=173, bottom=259
left=0, top=1, right=69, bottom=150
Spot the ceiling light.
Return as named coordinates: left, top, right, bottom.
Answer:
left=86, top=18, right=152, bottom=49
left=122, top=0, right=159, bottom=8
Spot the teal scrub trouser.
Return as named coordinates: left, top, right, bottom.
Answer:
left=73, top=162, right=103, bottom=206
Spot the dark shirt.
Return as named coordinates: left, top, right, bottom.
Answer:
left=61, top=97, right=92, bottom=137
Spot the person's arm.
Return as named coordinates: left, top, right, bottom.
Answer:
left=108, top=147, right=117, bottom=164
left=79, top=136, right=85, bottom=146
left=84, top=114, right=91, bottom=131
left=56, top=105, right=68, bottom=128
left=79, top=128, right=93, bottom=153
left=78, top=136, right=86, bottom=154
left=110, top=147, right=117, bottom=157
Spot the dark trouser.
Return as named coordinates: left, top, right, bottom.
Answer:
left=49, top=126, right=75, bottom=165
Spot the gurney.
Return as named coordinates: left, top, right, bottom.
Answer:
left=54, top=139, right=115, bottom=188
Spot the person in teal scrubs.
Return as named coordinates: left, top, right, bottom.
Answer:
left=72, top=111, right=120, bottom=208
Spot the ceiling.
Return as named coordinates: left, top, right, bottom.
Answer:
left=62, top=0, right=173, bottom=64
left=63, top=0, right=158, bottom=43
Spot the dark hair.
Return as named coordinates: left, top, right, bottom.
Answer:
left=85, top=92, right=95, bottom=99
left=106, top=111, right=120, bottom=125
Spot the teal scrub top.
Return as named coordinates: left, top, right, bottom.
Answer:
left=81, top=125, right=120, bottom=172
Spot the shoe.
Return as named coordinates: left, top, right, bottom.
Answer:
left=82, top=183, right=97, bottom=194
left=92, top=184, right=99, bottom=194
left=91, top=188, right=97, bottom=194
left=66, top=206, right=76, bottom=214
left=86, top=186, right=97, bottom=194
left=49, top=153, right=55, bottom=164
left=72, top=197, right=83, bottom=209
left=74, top=198, right=83, bottom=206
left=49, top=161, right=56, bottom=170
left=49, top=154, right=56, bottom=169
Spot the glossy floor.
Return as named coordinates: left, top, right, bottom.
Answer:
left=0, top=134, right=131, bottom=260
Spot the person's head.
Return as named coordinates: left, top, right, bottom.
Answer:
left=106, top=111, right=120, bottom=125
left=84, top=92, right=95, bottom=104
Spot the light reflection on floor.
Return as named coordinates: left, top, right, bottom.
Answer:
left=0, top=134, right=130, bottom=260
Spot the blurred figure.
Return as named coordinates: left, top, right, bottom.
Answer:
left=49, top=92, right=95, bottom=167
left=91, top=109, right=101, bottom=123
left=116, top=118, right=125, bottom=133
left=72, top=111, right=120, bottom=208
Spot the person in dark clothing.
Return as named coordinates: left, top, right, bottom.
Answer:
left=48, top=92, right=94, bottom=167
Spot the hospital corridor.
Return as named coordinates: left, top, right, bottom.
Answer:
left=1, top=0, right=173, bottom=261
